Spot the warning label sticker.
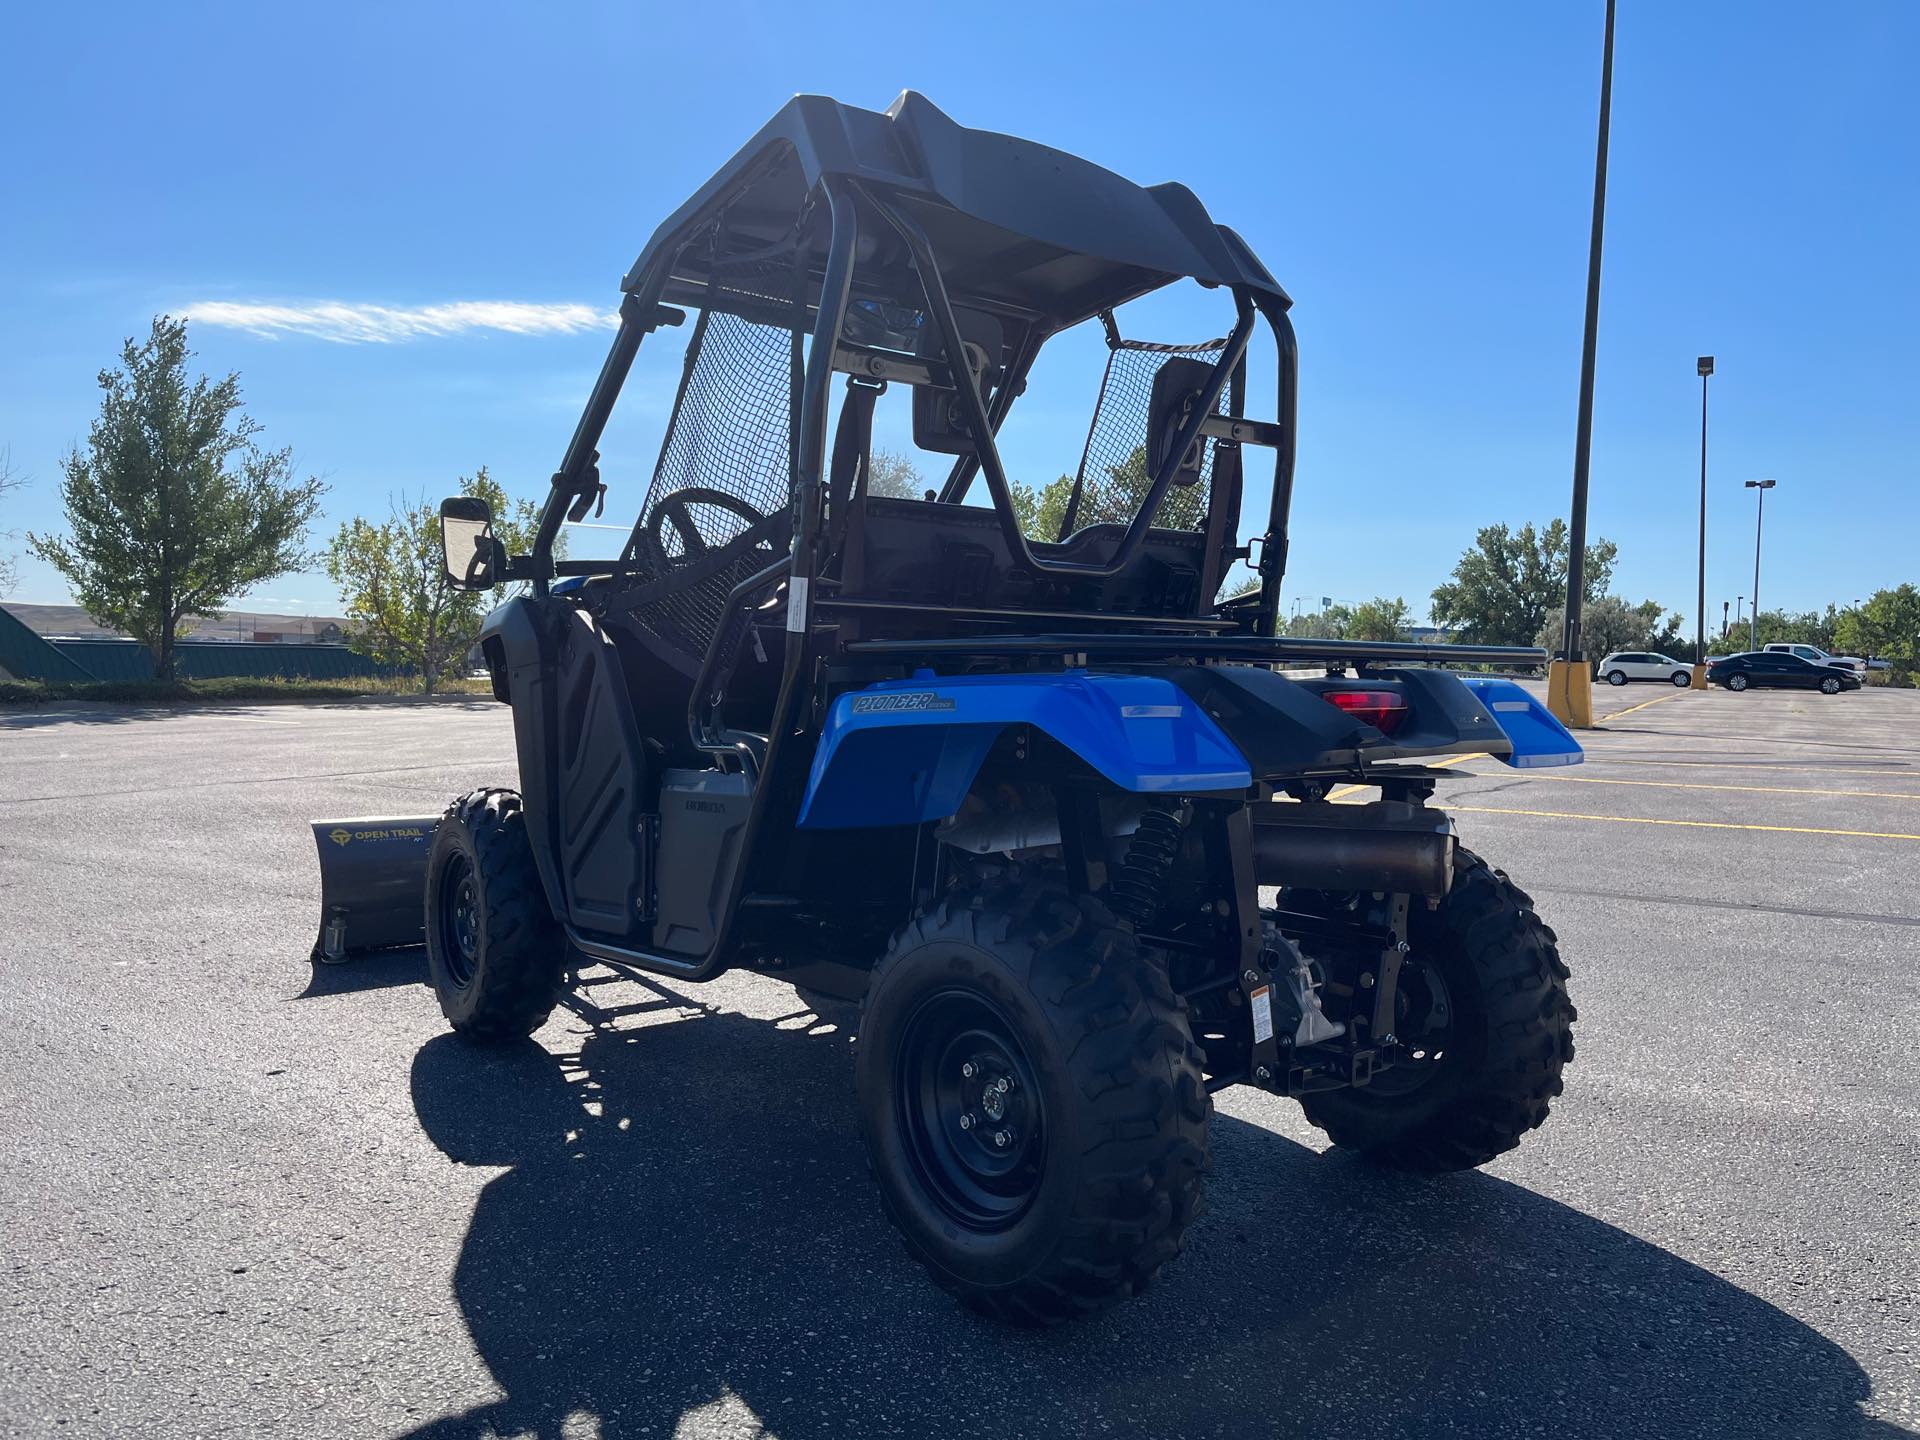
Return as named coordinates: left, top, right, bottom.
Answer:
left=1250, top=984, right=1273, bottom=1045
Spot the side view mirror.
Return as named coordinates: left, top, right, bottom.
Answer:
left=439, top=495, right=506, bottom=590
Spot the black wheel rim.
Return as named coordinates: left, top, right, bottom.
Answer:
left=437, top=852, right=479, bottom=988
left=894, top=988, right=1046, bottom=1232
left=1374, top=957, right=1457, bottom=1097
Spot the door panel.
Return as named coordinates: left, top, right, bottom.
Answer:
left=551, top=611, right=653, bottom=942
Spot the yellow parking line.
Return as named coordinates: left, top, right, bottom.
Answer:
left=1327, top=751, right=1485, bottom=803
left=1596, top=688, right=1694, bottom=723
left=1579, top=757, right=1920, bottom=780
left=1449, top=804, right=1920, bottom=842
left=1471, top=771, right=1920, bottom=801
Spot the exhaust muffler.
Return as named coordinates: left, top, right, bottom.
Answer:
left=310, top=816, right=439, bottom=963
left=1250, top=800, right=1455, bottom=898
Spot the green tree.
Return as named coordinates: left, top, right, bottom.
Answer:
left=1429, top=519, right=1617, bottom=647
left=1008, top=474, right=1076, bottom=540
left=1835, top=584, right=1919, bottom=684
left=1284, top=604, right=1352, bottom=640
left=1537, top=594, right=1684, bottom=669
left=1347, top=596, right=1412, bottom=642
left=1707, top=606, right=1841, bottom=656
left=866, top=449, right=925, bottom=500
left=27, top=317, right=324, bottom=679
left=1075, top=445, right=1206, bottom=531
left=324, top=467, right=546, bottom=694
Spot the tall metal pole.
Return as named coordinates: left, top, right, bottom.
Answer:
left=1558, top=0, right=1616, bottom=673
left=1747, top=481, right=1772, bottom=651
left=1694, top=357, right=1714, bottom=672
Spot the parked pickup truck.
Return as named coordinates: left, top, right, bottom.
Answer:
left=1763, top=642, right=1866, bottom=672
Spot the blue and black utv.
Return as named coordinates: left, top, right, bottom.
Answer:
left=348, top=93, right=1582, bottom=1324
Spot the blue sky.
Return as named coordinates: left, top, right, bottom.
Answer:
left=2, top=1, right=1914, bottom=627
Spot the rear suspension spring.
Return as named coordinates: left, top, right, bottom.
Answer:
left=1111, top=806, right=1185, bottom=924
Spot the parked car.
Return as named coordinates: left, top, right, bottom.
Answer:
left=1597, top=651, right=1694, bottom=687
left=1708, top=651, right=1862, bottom=694
left=1762, top=642, right=1866, bottom=672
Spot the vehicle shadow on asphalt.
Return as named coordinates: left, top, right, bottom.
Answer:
left=399, top=990, right=1911, bottom=1440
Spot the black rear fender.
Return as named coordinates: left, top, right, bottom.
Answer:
left=1163, top=664, right=1512, bottom=777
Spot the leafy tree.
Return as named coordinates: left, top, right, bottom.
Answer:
left=28, top=317, right=324, bottom=678
left=324, top=467, right=546, bottom=694
left=1347, top=596, right=1412, bottom=642
left=1536, top=594, right=1684, bottom=669
left=1008, top=474, right=1076, bottom=541
left=1835, top=584, right=1919, bottom=684
left=1284, top=604, right=1353, bottom=640
left=1707, top=606, right=1841, bottom=656
left=0, top=448, right=22, bottom=595
left=1076, top=445, right=1206, bottom=531
left=1429, top=519, right=1617, bottom=648
left=866, top=449, right=926, bottom=500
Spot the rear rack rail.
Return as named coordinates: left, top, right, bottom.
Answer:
left=841, top=633, right=1548, bottom=669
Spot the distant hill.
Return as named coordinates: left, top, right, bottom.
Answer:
left=4, top=602, right=351, bottom=643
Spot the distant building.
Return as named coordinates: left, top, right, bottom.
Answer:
left=6, top=602, right=352, bottom=644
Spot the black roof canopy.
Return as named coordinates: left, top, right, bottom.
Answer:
left=623, top=92, right=1289, bottom=329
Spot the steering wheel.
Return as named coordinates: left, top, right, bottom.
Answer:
left=643, top=487, right=769, bottom=565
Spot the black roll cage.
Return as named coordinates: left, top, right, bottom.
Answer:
left=532, top=174, right=1299, bottom=633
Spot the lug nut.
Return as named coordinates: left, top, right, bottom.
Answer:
left=961, top=1062, right=976, bottom=1079
left=994, top=1130, right=1010, bottom=1148
left=994, top=1077, right=1010, bottom=1094
left=959, top=1113, right=974, bottom=1131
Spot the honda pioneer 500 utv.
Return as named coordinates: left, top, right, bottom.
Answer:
left=315, top=92, right=1581, bottom=1324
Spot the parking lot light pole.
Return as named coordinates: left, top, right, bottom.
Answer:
left=1548, top=0, right=1617, bottom=730
left=1691, top=357, right=1714, bottom=688
left=1745, top=479, right=1775, bottom=650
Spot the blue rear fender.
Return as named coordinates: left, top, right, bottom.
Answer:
left=796, top=670, right=1580, bottom=832
left=797, top=671, right=1252, bottom=830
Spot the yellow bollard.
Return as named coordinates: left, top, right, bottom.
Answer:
left=1690, top=663, right=1709, bottom=690
left=1545, top=659, right=1595, bottom=728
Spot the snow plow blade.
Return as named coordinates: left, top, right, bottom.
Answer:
left=310, top=816, right=438, bottom=963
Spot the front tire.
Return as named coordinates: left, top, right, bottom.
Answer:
left=1671, top=670, right=1692, bottom=687
left=855, top=877, right=1210, bottom=1325
left=1820, top=675, right=1842, bottom=694
left=1297, top=850, right=1575, bottom=1172
left=425, top=788, right=564, bottom=1042
left=1606, top=669, right=1628, bottom=686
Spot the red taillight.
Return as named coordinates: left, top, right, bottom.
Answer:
left=1321, top=688, right=1408, bottom=734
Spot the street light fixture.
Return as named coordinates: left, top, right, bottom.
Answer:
left=1692, top=356, right=1714, bottom=686
left=1744, top=479, right=1776, bottom=651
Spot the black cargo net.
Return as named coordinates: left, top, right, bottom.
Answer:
left=620, top=298, right=797, bottom=665
left=1061, top=337, right=1229, bottom=539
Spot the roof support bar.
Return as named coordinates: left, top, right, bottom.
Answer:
left=859, top=183, right=1255, bottom=580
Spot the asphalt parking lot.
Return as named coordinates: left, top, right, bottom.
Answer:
left=1, top=683, right=1915, bottom=1439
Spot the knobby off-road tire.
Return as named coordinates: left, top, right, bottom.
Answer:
left=1298, top=849, right=1575, bottom=1172
left=855, top=876, right=1210, bottom=1325
left=425, top=788, right=564, bottom=1043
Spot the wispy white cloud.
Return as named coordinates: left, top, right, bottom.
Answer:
left=182, top=298, right=617, bottom=344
